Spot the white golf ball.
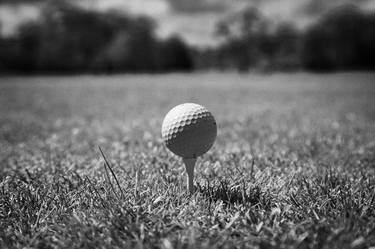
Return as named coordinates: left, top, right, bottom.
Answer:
left=161, top=103, right=217, bottom=158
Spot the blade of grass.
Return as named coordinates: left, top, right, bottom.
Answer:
left=104, top=161, right=120, bottom=199
left=99, top=146, right=125, bottom=200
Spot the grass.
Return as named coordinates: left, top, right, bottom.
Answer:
left=0, top=72, right=375, bottom=249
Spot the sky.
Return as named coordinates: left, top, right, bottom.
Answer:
left=1, top=0, right=374, bottom=47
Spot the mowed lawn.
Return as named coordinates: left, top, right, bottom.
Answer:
left=0, top=73, right=374, bottom=249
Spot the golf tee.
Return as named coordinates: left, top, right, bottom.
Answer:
left=183, top=158, right=197, bottom=193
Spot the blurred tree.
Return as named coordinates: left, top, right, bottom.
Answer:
left=267, top=24, right=302, bottom=71
left=302, top=5, right=375, bottom=71
left=35, top=2, right=138, bottom=72
left=91, top=16, right=158, bottom=73
left=213, top=7, right=302, bottom=71
left=214, top=7, right=268, bottom=71
left=157, top=36, right=194, bottom=72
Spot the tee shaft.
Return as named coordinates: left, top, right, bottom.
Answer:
left=182, top=158, right=197, bottom=193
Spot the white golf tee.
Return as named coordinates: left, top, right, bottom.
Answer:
left=183, top=158, right=197, bottom=193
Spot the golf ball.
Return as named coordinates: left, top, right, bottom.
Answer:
left=162, top=103, right=217, bottom=158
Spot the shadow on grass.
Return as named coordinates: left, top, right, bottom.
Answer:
left=197, top=180, right=263, bottom=206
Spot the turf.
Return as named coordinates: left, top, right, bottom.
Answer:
left=0, top=73, right=374, bottom=249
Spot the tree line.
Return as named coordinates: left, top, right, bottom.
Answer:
left=198, top=5, right=375, bottom=72
left=0, top=2, right=374, bottom=74
left=0, top=2, right=193, bottom=74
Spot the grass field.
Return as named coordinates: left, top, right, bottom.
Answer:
left=1, top=73, right=375, bottom=249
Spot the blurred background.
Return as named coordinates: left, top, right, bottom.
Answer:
left=0, top=0, right=374, bottom=74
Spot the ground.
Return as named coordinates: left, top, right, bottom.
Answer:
left=0, top=73, right=374, bottom=249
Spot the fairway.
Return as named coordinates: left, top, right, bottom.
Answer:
left=1, top=73, right=375, bottom=248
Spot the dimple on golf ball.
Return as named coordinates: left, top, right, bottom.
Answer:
left=161, top=103, right=217, bottom=158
